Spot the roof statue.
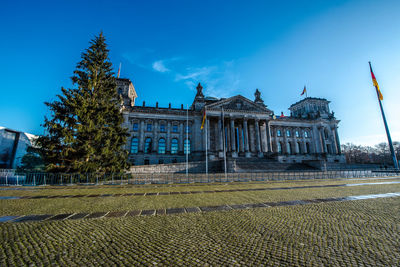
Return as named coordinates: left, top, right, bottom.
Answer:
left=254, top=89, right=265, bottom=106
left=196, top=83, right=204, bottom=98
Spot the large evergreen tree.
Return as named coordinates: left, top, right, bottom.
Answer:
left=36, top=33, right=129, bottom=173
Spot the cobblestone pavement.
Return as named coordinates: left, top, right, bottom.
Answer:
left=1, top=197, right=399, bottom=266
left=1, top=180, right=399, bottom=200
left=1, top=192, right=399, bottom=223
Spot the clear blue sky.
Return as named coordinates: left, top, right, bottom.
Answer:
left=1, top=0, right=399, bottom=146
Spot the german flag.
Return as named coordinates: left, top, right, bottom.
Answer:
left=301, top=86, right=306, bottom=96
left=369, top=62, right=383, bottom=100
left=201, top=108, right=206, bottom=129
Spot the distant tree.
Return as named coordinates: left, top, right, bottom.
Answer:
left=17, top=146, right=44, bottom=172
left=342, top=141, right=399, bottom=166
left=36, top=33, right=129, bottom=173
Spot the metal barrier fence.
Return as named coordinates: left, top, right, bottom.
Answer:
left=0, top=169, right=399, bottom=186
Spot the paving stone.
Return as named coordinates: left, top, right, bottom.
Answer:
left=315, top=197, right=342, bottom=203
left=126, top=210, right=141, bottom=216
left=229, top=204, right=249, bottom=210
left=47, top=213, right=73, bottom=221
left=14, top=214, right=53, bottom=223
left=86, top=212, right=107, bottom=219
left=68, top=213, right=89, bottom=220
left=199, top=205, right=231, bottom=212
left=106, top=211, right=127, bottom=218
left=244, top=203, right=268, bottom=209
left=0, top=216, right=20, bottom=223
left=303, top=199, right=323, bottom=203
left=141, top=209, right=156, bottom=216
left=166, top=208, right=185, bottom=214
left=156, top=209, right=166, bottom=215
left=185, top=207, right=201, bottom=213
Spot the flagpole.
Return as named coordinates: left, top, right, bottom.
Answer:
left=369, top=62, right=399, bottom=169
left=222, top=107, right=227, bottom=179
left=186, top=104, right=189, bottom=178
left=205, top=106, right=208, bottom=178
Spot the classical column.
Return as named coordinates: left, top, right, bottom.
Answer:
left=230, top=118, right=237, bottom=157
left=312, top=126, right=320, bottom=153
left=283, top=127, right=288, bottom=154
left=139, top=120, right=145, bottom=152
left=319, top=127, right=327, bottom=153
left=179, top=122, right=184, bottom=153
left=302, top=129, right=307, bottom=154
left=334, top=126, right=341, bottom=154
left=238, top=123, right=244, bottom=153
left=266, top=120, right=272, bottom=152
left=330, top=127, right=337, bottom=154
left=243, top=119, right=250, bottom=157
left=152, top=121, right=158, bottom=152
left=255, top=119, right=262, bottom=157
left=166, top=121, right=171, bottom=153
left=214, top=120, right=219, bottom=152
left=218, top=117, right=223, bottom=154
left=226, top=120, right=231, bottom=152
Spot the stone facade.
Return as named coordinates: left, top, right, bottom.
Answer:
left=117, top=79, right=345, bottom=166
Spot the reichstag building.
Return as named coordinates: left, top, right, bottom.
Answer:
left=116, top=78, right=345, bottom=166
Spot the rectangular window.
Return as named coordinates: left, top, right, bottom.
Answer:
left=133, top=123, right=139, bottom=132
left=160, top=124, right=166, bottom=132
left=172, top=125, right=178, bottom=133
left=295, top=130, right=300, bottom=138
left=147, top=124, right=152, bottom=131
left=286, top=130, right=291, bottom=137
left=277, top=130, right=282, bottom=137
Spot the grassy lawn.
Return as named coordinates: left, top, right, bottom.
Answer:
left=0, top=198, right=399, bottom=266
left=0, top=176, right=399, bottom=197
left=0, top=179, right=399, bottom=216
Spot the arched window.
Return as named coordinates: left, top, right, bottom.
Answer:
left=277, top=130, right=282, bottom=137
left=171, top=138, right=178, bottom=154
left=184, top=139, right=191, bottom=154
left=277, top=142, right=283, bottom=154
left=158, top=138, right=166, bottom=154
left=130, top=138, right=138, bottom=154
left=295, top=130, right=300, bottom=138
left=144, top=138, right=152, bottom=153
left=304, top=131, right=309, bottom=138
left=286, top=130, right=291, bottom=137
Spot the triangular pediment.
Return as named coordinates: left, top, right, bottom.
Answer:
left=206, top=95, right=272, bottom=114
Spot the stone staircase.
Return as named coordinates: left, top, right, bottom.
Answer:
left=229, top=158, right=316, bottom=172
left=129, top=158, right=316, bottom=174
